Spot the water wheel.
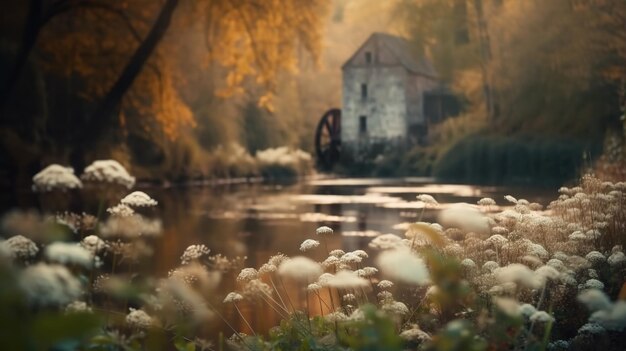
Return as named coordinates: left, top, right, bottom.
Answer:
left=315, top=108, right=341, bottom=169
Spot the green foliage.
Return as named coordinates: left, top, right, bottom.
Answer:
left=426, top=320, right=486, bottom=351
left=338, top=305, right=402, bottom=351
left=432, top=134, right=602, bottom=185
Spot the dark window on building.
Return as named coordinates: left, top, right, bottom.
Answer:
left=361, top=84, right=367, bottom=99
left=365, top=51, right=372, bottom=64
left=359, top=115, right=367, bottom=133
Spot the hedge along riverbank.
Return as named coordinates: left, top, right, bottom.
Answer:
left=432, top=135, right=602, bottom=186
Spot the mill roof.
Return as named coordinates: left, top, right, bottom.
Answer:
left=343, top=32, right=438, bottom=78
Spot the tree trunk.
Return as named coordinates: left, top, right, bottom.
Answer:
left=82, top=0, right=179, bottom=147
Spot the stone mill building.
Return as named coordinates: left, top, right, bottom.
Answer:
left=341, top=32, right=458, bottom=152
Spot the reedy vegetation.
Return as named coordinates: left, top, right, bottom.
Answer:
left=0, top=162, right=625, bottom=350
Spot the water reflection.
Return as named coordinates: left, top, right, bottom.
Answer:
left=0, top=177, right=556, bottom=335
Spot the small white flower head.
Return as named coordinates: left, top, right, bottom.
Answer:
left=578, top=289, right=612, bottom=312
left=316, top=226, right=334, bottom=235
left=259, top=263, right=277, bottom=274
left=342, top=293, right=357, bottom=303
left=268, top=253, right=288, bottom=266
left=19, top=263, right=82, bottom=306
left=324, top=311, right=348, bottom=322
left=121, top=191, right=158, bottom=208
left=519, top=303, right=537, bottom=317
left=278, top=256, right=322, bottom=282
left=535, top=265, right=560, bottom=284
left=568, top=231, right=586, bottom=241
left=504, top=195, right=518, bottom=204
left=328, top=249, right=345, bottom=258
left=494, top=297, right=521, bottom=317
left=223, top=292, right=243, bottom=303
left=236, top=268, right=259, bottom=283
left=299, top=239, right=320, bottom=252
left=81, top=160, right=135, bottom=189
left=65, top=301, right=92, bottom=314
left=378, top=290, right=394, bottom=301
left=32, top=164, right=83, bottom=192
left=416, top=194, right=438, bottom=206
left=369, top=233, right=403, bottom=250
left=486, top=234, right=508, bottom=247
left=439, top=205, right=490, bottom=234
left=491, top=226, right=508, bottom=235
left=583, top=279, right=605, bottom=290
left=377, top=247, right=430, bottom=285
left=400, top=325, right=431, bottom=342
left=352, top=249, right=369, bottom=258
left=494, top=263, right=541, bottom=289
left=482, top=261, right=499, bottom=273
left=242, top=279, right=273, bottom=299
left=529, top=311, right=554, bottom=323
left=321, top=256, right=340, bottom=269
left=317, top=272, right=334, bottom=286
left=546, top=259, right=565, bottom=271
left=340, top=252, right=362, bottom=264
left=588, top=301, right=626, bottom=331
left=585, top=251, right=606, bottom=265
left=1, top=235, right=38, bottom=260
left=377, top=280, right=394, bottom=289
left=307, top=283, right=321, bottom=292
left=125, top=308, right=153, bottom=329
left=477, top=198, right=496, bottom=206
left=180, top=245, right=210, bottom=265
left=382, top=300, right=409, bottom=316
left=461, top=258, right=477, bottom=270
left=44, top=242, right=93, bottom=268
left=106, top=203, right=135, bottom=217
left=325, top=270, right=369, bottom=289
left=578, top=323, right=607, bottom=335
left=608, top=252, right=626, bottom=267
left=588, top=269, right=599, bottom=279
left=358, top=266, right=378, bottom=277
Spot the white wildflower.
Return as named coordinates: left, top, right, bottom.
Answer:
left=126, top=308, right=153, bottom=329
left=535, top=265, right=560, bottom=284
left=382, top=300, right=409, bottom=315
left=278, top=256, right=322, bottom=282
left=578, top=323, right=606, bottom=335
left=352, top=249, right=369, bottom=258
left=316, top=226, right=333, bottom=235
left=569, top=231, right=586, bottom=241
left=416, top=194, right=438, bottom=205
left=19, top=263, right=82, bottom=306
left=321, top=256, right=340, bottom=269
left=578, top=289, right=612, bottom=311
left=608, top=252, right=626, bottom=267
left=307, top=283, right=321, bottom=292
left=504, top=195, right=518, bottom=204
left=438, top=205, right=490, bottom=234
left=585, top=251, right=606, bottom=265
left=223, top=292, right=243, bottom=303
left=482, top=261, right=499, bottom=273
left=530, top=311, right=554, bottom=323
left=81, top=160, right=135, bottom=188
left=325, top=311, right=348, bottom=322
left=121, top=191, right=158, bottom=207
left=494, top=297, right=521, bottom=317
left=377, top=247, right=430, bottom=285
left=328, top=249, right=345, bottom=258
left=494, top=263, right=541, bottom=289
left=369, top=233, right=403, bottom=250
left=478, top=198, right=496, bottom=206
left=461, top=258, right=477, bottom=270
left=32, top=164, right=82, bottom=192
left=340, top=252, right=362, bottom=264
left=377, top=280, right=394, bottom=289
left=65, top=301, right=92, bottom=314
left=583, top=279, right=605, bottom=290
left=236, top=268, right=259, bottom=283
left=400, top=325, right=431, bottom=342
left=181, top=245, right=210, bottom=265
left=106, top=203, right=135, bottom=217
left=486, top=234, right=508, bottom=247
left=2, top=235, right=38, bottom=260
left=45, top=242, right=93, bottom=268
left=80, top=235, right=107, bottom=255
left=589, top=301, right=626, bottom=331
left=358, top=266, right=378, bottom=277
left=325, top=270, right=369, bottom=289
left=299, top=239, right=320, bottom=252
left=342, top=293, right=356, bottom=302
left=519, top=303, right=537, bottom=317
